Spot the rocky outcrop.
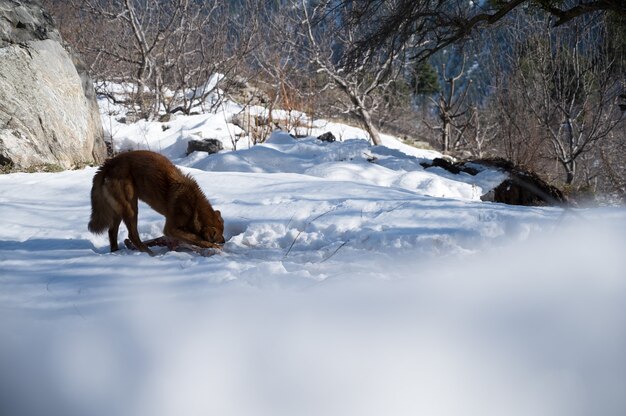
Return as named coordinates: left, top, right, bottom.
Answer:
left=475, top=158, right=568, bottom=206
left=422, top=157, right=568, bottom=206
left=0, top=0, right=106, bottom=170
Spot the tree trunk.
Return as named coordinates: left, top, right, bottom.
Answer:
left=441, top=118, right=451, bottom=153
left=563, top=160, right=575, bottom=185
left=358, top=106, right=383, bottom=146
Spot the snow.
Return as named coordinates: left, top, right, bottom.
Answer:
left=1, top=86, right=625, bottom=416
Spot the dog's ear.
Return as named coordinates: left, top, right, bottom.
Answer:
left=215, top=210, right=223, bottom=221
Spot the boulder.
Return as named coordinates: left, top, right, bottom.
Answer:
left=317, top=131, right=336, bottom=143
left=0, top=0, right=107, bottom=170
left=186, top=139, right=223, bottom=155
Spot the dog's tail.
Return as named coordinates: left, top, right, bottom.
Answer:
left=88, top=169, right=115, bottom=234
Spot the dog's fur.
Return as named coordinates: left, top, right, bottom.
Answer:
left=88, top=150, right=224, bottom=255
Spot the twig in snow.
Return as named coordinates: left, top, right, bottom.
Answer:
left=286, top=212, right=297, bottom=229
left=386, top=201, right=410, bottom=213
left=373, top=201, right=410, bottom=218
left=46, top=276, right=59, bottom=292
left=72, top=303, right=86, bottom=320
left=284, top=207, right=336, bottom=258
left=320, top=240, right=349, bottom=263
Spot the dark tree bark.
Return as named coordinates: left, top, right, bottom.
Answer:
left=340, top=0, right=626, bottom=67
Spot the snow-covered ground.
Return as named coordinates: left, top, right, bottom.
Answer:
left=1, top=89, right=625, bottom=416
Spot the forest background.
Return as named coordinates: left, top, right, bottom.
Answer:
left=41, top=0, right=626, bottom=203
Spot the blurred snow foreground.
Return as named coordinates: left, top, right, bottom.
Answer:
left=1, top=86, right=625, bottom=416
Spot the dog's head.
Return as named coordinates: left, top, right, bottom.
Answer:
left=198, top=209, right=225, bottom=244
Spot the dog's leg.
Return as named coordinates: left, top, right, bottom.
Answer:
left=122, top=198, right=154, bottom=256
left=108, top=180, right=154, bottom=256
left=108, top=215, right=121, bottom=252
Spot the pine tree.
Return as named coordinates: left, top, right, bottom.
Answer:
left=411, top=62, right=439, bottom=96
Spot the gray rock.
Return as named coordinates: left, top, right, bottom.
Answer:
left=317, top=132, right=336, bottom=143
left=0, top=0, right=61, bottom=47
left=0, top=0, right=106, bottom=170
left=186, top=139, right=223, bottom=155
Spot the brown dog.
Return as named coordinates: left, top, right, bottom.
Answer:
left=88, top=150, right=224, bottom=255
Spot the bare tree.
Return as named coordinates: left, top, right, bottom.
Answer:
left=268, top=0, right=404, bottom=146
left=341, top=0, right=625, bottom=67
left=505, top=16, right=623, bottom=185
left=489, top=82, right=547, bottom=170
left=597, top=122, right=626, bottom=202
left=425, top=58, right=473, bottom=153
left=250, top=19, right=312, bottom=140
left=45, top=0, right=259, bottom=120
left=73, top=0, right=189, bottom=118
left=159, top=0, right=260, bottom=115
